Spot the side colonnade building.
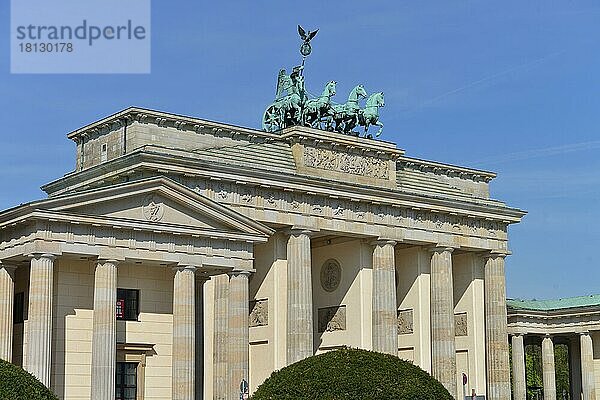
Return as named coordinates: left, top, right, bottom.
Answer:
left=0, top=107, right=526, bottom=399
left=508, top=296, right=600, bottom=400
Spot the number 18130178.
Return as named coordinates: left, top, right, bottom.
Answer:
left=19, top=42, right=73, bottom=52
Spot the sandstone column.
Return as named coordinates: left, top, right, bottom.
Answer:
left=0, top=264, right=16, bottom=362
left=91, top=260, right=119, bottom=400
left=511, top=334, right=526, bottom=400
left=286, top=228, right=313, bottom=364
left=580, top=332, right=596, bottom=400
left=484, top=252, right=511, bottom=400
left=542, top=335, right=557, bottom=400
left=195, top=273, right=209, bottom=400
left=172, top=266, right=196, bottom=400
left=228, top=270, right=250, bottom=398
left=429, top=246, right=457, bottom=399
left=371, top=239, right=397, bottom=355
left=26, top=254, right=55, bottom=387
left=213, top=274, right=229, bottom=400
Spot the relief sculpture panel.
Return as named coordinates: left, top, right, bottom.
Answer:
left=455, top=313, right=468, bottom=337
left=318, top=305, right=347, bottom=332
left=397, top=309, right=414, bottom=334
left=320, top=259, right=342, bottom=292
left=303, top=147, right=389, bottom=179
left=249, top=299, right=268, bottom=327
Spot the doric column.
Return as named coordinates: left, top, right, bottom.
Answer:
left=172, top=266, right=197, bottom=400
left=26, top=254, right=55, bottom=387
left=580, top=332, right=596, bottom=400
left=286, top=228, right=313, bottom=364
left=511, top=334, right=526, bottom=400
left=484, top=252, right=511, bottom=400
left=542, top=335, right=557, bottom=400
left=213, top=274, right=229, bottom=400
left=91, top=259, right=119, bottom=400
left=195, top=273, right=209, bottom=400
left=0, top=264, right=16, bottom=362
left=429, top=246, right=457, bottom=399
left=371, top=239, right=397, bottom=355
left=228, top=270, right=250, bottom=398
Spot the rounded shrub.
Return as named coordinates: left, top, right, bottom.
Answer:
left=252, top=347, right=453, bottom=400
left=0, top=359, right=58, bottom=400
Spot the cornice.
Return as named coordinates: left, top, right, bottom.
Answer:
left=398, top=157, right=496, bottom=183
left=280, top=125, right=405, bottom=159
left=67, top=106, right=278, bottom=143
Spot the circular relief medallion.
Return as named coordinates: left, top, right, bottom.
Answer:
left=143, top=194, right=164, bottom=222
left=320, top=259, right=342, bottom=292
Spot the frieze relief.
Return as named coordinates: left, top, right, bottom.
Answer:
left=318, top=305, right=347, bottom=332
left=239, top=187, right=255, bottom=205
left=185, top=178, right=508, bottom=240
left=263, top=190, right=278, bottom=208
left=303, top=147, right=390, bottom=179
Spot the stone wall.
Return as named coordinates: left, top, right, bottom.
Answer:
left=452, top=253, right=486, bottom=396
left=311, top=239, right=372, bottom=352
left=395, top=247, right=431, bottom=371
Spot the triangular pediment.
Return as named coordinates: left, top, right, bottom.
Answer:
left=34, top=177, right=273, bottom=238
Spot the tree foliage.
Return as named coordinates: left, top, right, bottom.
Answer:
left=0, top=359, right=58, bottom=400
left=521, top=343, right=571, bottom=400
left=251, top=347, right=453, bottom=400
left=555, top=344, right=570, bottom=399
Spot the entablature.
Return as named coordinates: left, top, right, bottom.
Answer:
left=507, top=306, right=600, bottom=336
left=42, top=150, right=524, bottom=222
left=37, top=154, right=525, bottom=252
left=0, top=214, right=255, bottom=273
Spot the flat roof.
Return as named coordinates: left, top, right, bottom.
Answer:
left=507, top=294, right=600, bottom=311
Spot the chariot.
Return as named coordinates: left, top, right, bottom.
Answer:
left=262, top=26, right=385, bottom=137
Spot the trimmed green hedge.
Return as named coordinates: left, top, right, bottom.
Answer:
left=252, top=347, right=453, bottom=400
left=0, top=359, right=58, bottom=400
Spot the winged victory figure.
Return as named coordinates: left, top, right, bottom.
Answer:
left=298, top=25, right=319, bottom=56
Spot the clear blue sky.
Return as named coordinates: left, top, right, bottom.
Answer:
left=1, top=1, right=599, bottom=300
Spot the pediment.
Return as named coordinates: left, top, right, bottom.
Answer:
left=36, top=178, right=273, bottom=237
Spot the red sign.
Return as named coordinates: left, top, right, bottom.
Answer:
left=116, top=299, right=124, bottom=319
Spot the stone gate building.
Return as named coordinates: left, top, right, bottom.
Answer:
left=0, top=107, right=526, bottom=399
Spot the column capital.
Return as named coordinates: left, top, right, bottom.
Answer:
left=483, top=249, right=511, bottom=259
left=97, top=259, right=120, bottom=266
left=579, top=331, right=591, bottom=337
left=27, top=253, right=57, bottom=261
left=286, top=226, right=318, bottom=237
left=227, top=269, right=252, bottom=278
left=428, top=244, right=456, bottom=254
left=370, top=238, right=397, bottom=247
left=173, top=265, right=197, bottom=273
